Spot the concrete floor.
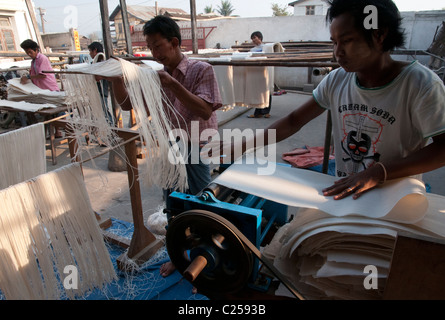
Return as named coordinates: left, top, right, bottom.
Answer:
left=35, top=91, right=445, bottom=224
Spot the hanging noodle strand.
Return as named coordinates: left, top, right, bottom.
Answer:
left=62, top=58, right=188, bottom=192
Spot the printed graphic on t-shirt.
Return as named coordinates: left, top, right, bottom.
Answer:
left=337, top=112, right=383, bottom=176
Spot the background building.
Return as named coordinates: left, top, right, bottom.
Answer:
left=110, top=4, right=226, bottom=51
left=288, top=0, right=329, bottom=16
left=0, top=0, right=43, bottom=61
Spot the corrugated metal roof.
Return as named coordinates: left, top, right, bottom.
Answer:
left=110, top=5, right=188, bottom=21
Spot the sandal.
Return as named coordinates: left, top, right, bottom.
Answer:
left=247, top=114, right=263, bottom=118
left=264, top=114, right=271, bottom=118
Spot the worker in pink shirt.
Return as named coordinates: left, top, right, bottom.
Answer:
left=19, top=39, right=62, bottom=137
left=19, top=39, right=59, bottom=92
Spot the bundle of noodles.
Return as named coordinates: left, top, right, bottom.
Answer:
left=264, top=204, right=445, bottom=300
left=0, top=163, right=116, bottom=300
left=62, top=58, right=188, bottom=192
left=7, top=78, right=67, bottom=105
left=0, top=123, right=46, bottom=190
left=62, top=66, right=119, bottom=159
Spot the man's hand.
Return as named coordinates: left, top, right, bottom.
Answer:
left=20, top=75, right=29, bottom=84
left=157, top=70, right=176, bottom=88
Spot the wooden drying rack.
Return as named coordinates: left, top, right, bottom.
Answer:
left=51, top=119, right=163, bottom=271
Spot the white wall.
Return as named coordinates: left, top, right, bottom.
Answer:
left=185, top=11, right=445, bottom=52
left=0, top=0, right=39, bottom=49
left=178, top=15, right=331, bottom=50
left=179, top=10, right=445, bottom=89
left=0, top=0, right=39, bottom=68
left=398, top=11, right=445, bottom=65
left=0, top=0, right=28, bottom=11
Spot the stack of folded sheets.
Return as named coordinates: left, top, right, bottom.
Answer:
left=212, top=155, right=445, bottom=299
left=6, top=78, right=66, bottom=106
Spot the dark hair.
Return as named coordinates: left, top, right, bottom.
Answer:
left=143, top=15, right=181, bottom=45
left=20, top=39, right=39, bottom=51
left=250, top=31, right=263, bottom=41
left=88, top=41, right=104, bottom=53
left=326, top=0, right=405, bottom=51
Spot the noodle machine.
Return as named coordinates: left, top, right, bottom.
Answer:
left=163, top=164, right=304, bottom=300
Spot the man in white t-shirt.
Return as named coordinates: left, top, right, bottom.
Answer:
left=247, top=31, right=272, bottom=118
left=234, top=0, right=445, bottom=200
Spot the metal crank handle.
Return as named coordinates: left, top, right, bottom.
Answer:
left=183, top=255, right=208, bottom=282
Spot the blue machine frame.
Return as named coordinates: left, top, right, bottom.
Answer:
left=166, top=187, right=288, bottom=287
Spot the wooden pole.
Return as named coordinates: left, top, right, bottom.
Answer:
left=56, top=119, right=163, bottom=269
left=98, top=0, right=122, bottom=129
left=322, top=111, right=332, bottom=174
left=119, top=0, right=133, bottom=55
left=99, top=0, right=117, bottom=122
left=99, top=0, right=126, bottom=172
left=123, top=138, right=158, bottom=259
left=189, top=0, right=198, bottom=54
left=98, top=0, right=113, bottom=60
left=25, top=0, right=45, bottom=52
left=38, top=7, right=45, bottom=34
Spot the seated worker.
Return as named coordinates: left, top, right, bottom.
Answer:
left=88, top=41, right=114, bottom=126
left=212, top=0, right=445, bottom=295
left=106, top=16, right=222, bottom=278
left=20, top=39, right=59, bottom=92
left=225, top=0, right=445, bottom=202
left=247, top=31, right=272, bottom=119
left=19, top=39, right=62, bottom=136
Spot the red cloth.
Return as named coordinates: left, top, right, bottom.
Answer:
left=282, top=146, right=334, bottom=168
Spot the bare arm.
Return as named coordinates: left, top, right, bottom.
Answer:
left=219, top=97, right=325, bottom=161
left=263, top=97, right=326, bottom=145
left=99, top=76, right=134, bottom=111
left=101, top=69, right=213, bottom=117
left=323, top=132, right=445, bottom=200
left=158, top=70, right=213, bottom=120
left=20, top=74, right=46, bottom=84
